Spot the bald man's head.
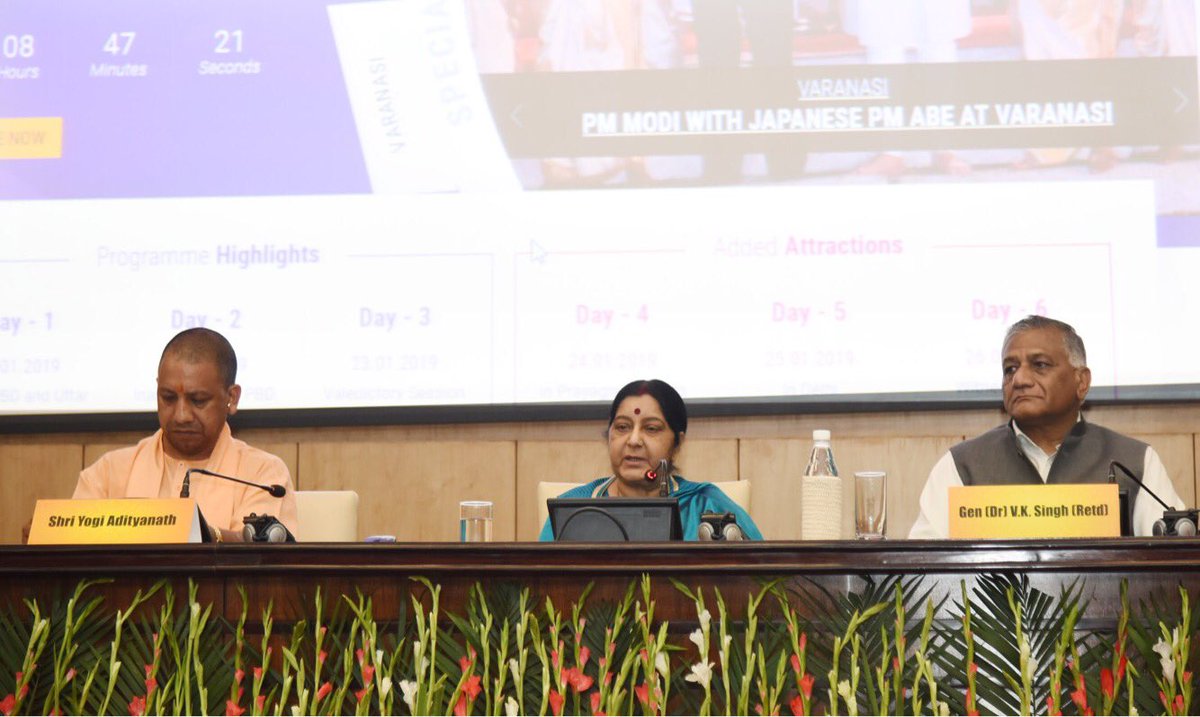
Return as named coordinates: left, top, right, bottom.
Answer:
left=160, top=328, right=237, bottom=387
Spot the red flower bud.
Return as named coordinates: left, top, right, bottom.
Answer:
left=1100, top=668, right=1114, bottom=700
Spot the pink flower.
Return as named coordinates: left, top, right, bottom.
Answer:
left=253, top=666, right=263, bottom=682
left=254, top=695, right=266, bottom=712
left=356, top=648, right=365, bottom=665
left=234, top=668, right=244, bottom=685
left=579, top=646, right=591, bottom=667
left=0, top=694, right=14, bottom=717
left=463, top=675, right=482, bottom=700
left=128, top=695, right=146, bottom=717
left=799, top=633, right=807, bottom=652
left=355, top=688, right=368, bottom=704
left=799, top=674, right=815, bottom=699
left=548, top=689, right=565, bottom=716
left=315, top=682, right=332, bottom=702
left=1175, top=694, right=1185, bottom=714
left=317, top=650, right=327, bottom=666
left=454, top=694, right=469, bottom=716
left=789, top=694, right=806, bottom=716
left=590, top=692, right=603, bottom=713
left=635, top=683, right=649, bottom=706
left=225, top=699, right=245, bottom=716
left=362, top=664, right=376, bottom=686
left=550, top=650, right=559, bottom=669
left=564, top=667, right=593, bottom=693
left=65, top=667, right=77, bottom=683
left=789, top=654, right=801, bottom=675
left=1100, top=668, right=1114, bottom=700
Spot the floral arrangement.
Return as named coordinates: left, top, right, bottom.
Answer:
left=0, top=573, right=1195, bottom=715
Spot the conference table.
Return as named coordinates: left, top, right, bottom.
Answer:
left=4, top=539, right=1199, bottom=622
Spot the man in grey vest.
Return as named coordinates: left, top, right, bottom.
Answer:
left=909, top=315, right=1184, bottom=538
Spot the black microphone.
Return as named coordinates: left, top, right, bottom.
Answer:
left=181, top=468, right=287, bottom=499
left=1108, top=460, right=1197, bottom=536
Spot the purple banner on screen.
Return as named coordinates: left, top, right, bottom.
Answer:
left=0, top=0, right=370, bottom=199
left=1157, top=214, right=1200, bottom=248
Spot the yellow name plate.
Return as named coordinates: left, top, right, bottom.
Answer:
left=949, top=483, right=1120, bottom=539
left=29, top=499, right=201, bottom=544
left=0, top=117, right=64, bottom=159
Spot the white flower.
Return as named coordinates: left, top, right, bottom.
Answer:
left=399, top=679, right=418, bottom=713
left=291, top=707, right=302, bottom=717
left=379, top=676, right=392, bottom=699
left=684, top=661, right=714, bottom=688
left=939, top=704, right=950, bottom=717
left=375, top=649, right=384, bottom=666
left=837, top=679, right=851, bottom=700
left=689, top=629, right=705, bottom=652
left=656, top=651, right=669, bottom=676
left=509, top=658, right=521, bottom=684
left=699, top=609, right=711, bottom=631
left=1154, top=638, right=1176, bottom=684
left=505, top=696, right=519, bottom=717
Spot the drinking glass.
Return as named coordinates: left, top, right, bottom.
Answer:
left=459, top=501, right=493, bottom=542
left=854, top=471, right=886, bottom=540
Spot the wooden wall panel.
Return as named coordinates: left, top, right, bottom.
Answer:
left=1131, top=434, right=1195, bottom=506
left=739, top=436, right=961, bottom=540
left=298, top=441, right=516, bottom=542
left=514, top=439, right=739, bottom=540
left=0, top=444, right=83, bottom=543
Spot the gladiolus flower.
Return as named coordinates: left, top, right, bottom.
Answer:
left=1100, top=668, right=1115, bottom=700
left=399, top=680, right=418, bottom=713
left=564, top=667, right=593, bottom=692
left=255, top=695, right=265, bottom=712
left=1118, top=654, right=1128, bottom=681
left=790, top=654, right=801, bottom=675
left=1160, top=690, right=1170, bottom=709
left=799, top=673, right=815, bottom=699
left=1047, top=695, right=1061, bottom=716
left=968, top=662, right=977, bottom=676
left=789, top=694, right=806, bottom=716
left=685, top=661, right=714, bottom=689
left=315, top=682, right=332, bottom=701
left=317, top=650, right=328, bottom=666
left=65, top=667, right=77, bottom=682
left=635, top=683, right=650, bottom=706
left=463, top=675, right=482, bottom=700
left=603, top=671, right=613, bottom=686
left=253, top=666, right=263, bottom=681
left=1070, top=688, right=1087, bottom=711
left=454, top=694, right=469, bottom=716
left=145, top=675, right=157, bottom=698
left=363, top=664, right=375, bottom=685
left=225, top=699, right=246, bottom=716
left=548, top=689, right=565, bottom=716
left=379, top=676, right=392, bottom=699
left=655, top=652, right=669, bottom=676
left=579, top=646, right=591, bottom=667
left=550, top=650, right=560, bottom=669
left=894, top=656, right=902, bottom=673
left=128, top=695, right=146, bottom=717
left=591, top=692, right=603, bottom=713
left=356, top=648, right=364, bottom=665
left=355, top=688, right=368, bottom=704
left=0, top=694, right=15, bottom=717
left=505, top=696, right=518, bottom=717
left=639, top=649, right=649, bottom=665
left=460, top=655, right=472, bottom=673
left=689, top=629, right=704, bottom=651
left=1175, top=694, right=1185, bottom=713
left=799, top=632, right=807, bottom=652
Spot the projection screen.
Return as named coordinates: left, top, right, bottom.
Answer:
left=2, top=0, right=1199, bottom=418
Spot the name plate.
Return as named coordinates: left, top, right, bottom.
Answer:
left=29, top=499, right=201, bottom=544
left=948, top=483, right=1120, bottom=539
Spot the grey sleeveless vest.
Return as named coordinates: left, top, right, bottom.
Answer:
left=949, top=419, right=1146, bottom=532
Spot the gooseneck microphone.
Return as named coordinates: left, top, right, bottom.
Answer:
left=1108, top=460, right=1197, bottom=536
left=181, top=468, right=287, bottom=499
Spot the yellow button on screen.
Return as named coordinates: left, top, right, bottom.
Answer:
left=0, top=117, right=63, bottom=159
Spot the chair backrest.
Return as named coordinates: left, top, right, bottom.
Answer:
left=535, top=480, right=751, bottom=537
left=295, top=490, right=360, bottom=542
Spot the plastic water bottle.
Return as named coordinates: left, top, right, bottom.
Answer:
left=801, top=429, right=842, bottom=540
